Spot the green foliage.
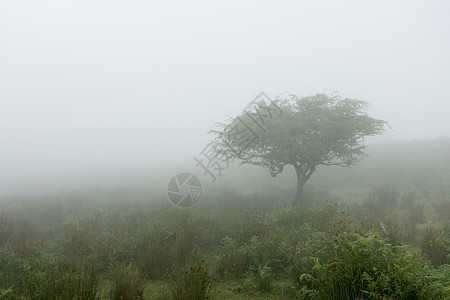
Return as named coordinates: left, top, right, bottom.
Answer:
left=243, top=265, right=273, bottom=293
left=0, top=286, right=13, bottom=300
left=217, top=236, right=250, bottom=278
left=110, top=264, right=144, bottom=300
left=0, top=247, right=23, bottom=292
left=284, top=230, right=337, bottom=288
left=0, top=168, right=449, bottom=299
left=24, top=255, right=100, bottom=300
left=300, top=232, right=445, bottom=299
left=172, top=261, right=211, bottom=300
left=211, top=93, right=387, bottom=203
left=420, top=226, right=450, bottom=266
left=216, top=233, right=284, bottom=281
left=429, top=264, right=450, bottom=296
left=434, top=193, right=450, bottom=230
left=0, top=213, right=12, bottom=246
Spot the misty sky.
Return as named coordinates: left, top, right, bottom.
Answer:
left=1, top=1, right=449, bottom=194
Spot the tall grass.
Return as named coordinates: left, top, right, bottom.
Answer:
left=172, top=261, right=211, bottom=300
left=0, top=182, right=448, bottom=298
left=110, top=264, right=144, bottom=300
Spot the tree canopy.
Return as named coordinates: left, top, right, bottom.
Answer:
left=211, top=93, right=387, bottom=204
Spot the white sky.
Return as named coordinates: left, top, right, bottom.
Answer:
left=1, top=0, right=449, bottom=193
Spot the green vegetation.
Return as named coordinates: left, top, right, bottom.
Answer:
left=211, top=93, right=387, bottom=204
left=300, top=233, right=441, bottom=299
left=110, top=264, right=144, bottom=300
left=172, top=261, right=211, bottom=300
left=0, top=139, right=449, bottom=299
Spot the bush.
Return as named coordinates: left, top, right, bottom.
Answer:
left=243, top=265, right=273, bottom=294
left=23, top=255, right=100, bottom=300
left=300, top=232, right=445, bottom=299
left=0, top=247, right=23, bottom=292
left=0, top=287, right=13, bottom=300
left=172, top=261, right=211, bottom=300
left=420, top=226, right=450, bottom=266
left=285, top=230, right=336, bottom=288
left=216, top=236, right=250, bottom=278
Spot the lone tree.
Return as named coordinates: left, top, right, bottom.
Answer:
left=211, top=93, right=387, bottom=204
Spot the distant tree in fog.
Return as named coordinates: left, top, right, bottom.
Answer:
left=211, top=93, right=387, bottom=205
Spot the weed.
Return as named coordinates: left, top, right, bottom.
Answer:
left=172, top=261, right=211, bottom=300
left=110, top=264, right=144, bottom=300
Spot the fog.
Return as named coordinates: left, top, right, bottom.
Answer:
left=1, top=0, right=449, bottom=196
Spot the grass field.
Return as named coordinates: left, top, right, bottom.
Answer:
left=1, top=140, right=449, bottom=299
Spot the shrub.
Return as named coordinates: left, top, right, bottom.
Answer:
left=0, top=246, right=23, bottom=292
left=300, top=232, right=445, bottom=299
left=285, top=230, right=336, bottom=288
left=0, top=287, right=13, bottom=300
left=244, top=265, right=273, bottom=293
left=216, top=236, right=250, bottom=278
left=172, top=261, right=211, bottom=300
left=24, top=255, right=100, bottom=300
left=420, top=226, right=450, bottom=266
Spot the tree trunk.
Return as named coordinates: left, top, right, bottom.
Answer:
left=293, top=170, right=305, bottom=205
left=293, top=164, right=315, bottom=205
